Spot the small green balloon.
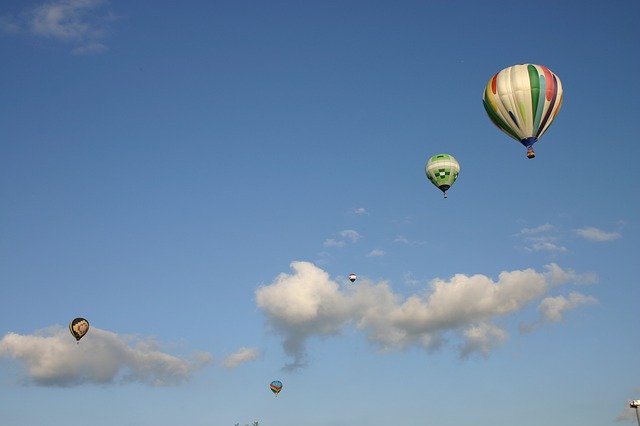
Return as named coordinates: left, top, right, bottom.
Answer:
left=425, top=154, right=460, bottom=198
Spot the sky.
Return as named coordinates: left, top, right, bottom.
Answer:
left=1, top=0, right=639, bottom=425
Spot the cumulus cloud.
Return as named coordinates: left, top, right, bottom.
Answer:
left=575, top=227, right=621, bottom=242
left=367, top=249, right=385, bottom=257
left=221, top=347, right=260, bottom=369
left=256, top=262, right=597, bottom=369
left=0, top=327, right=212, bottom=387
left=520, top=292, right=598, bottom=333
left=459, top=323, right=508, bottom=358
left=1, top=0, right=115, bottom=54
left=255, top=262, right=351, bottom=370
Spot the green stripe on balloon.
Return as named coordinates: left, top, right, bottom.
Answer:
left=528, top=64, right=541, bottom=129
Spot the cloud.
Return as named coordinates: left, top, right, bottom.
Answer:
left=323, top=230, right=362, bottom=248
left=2, top=0, right=115, bottom=54
left=256, top=262, right=596, bottom=369
left=393, top=235, right=425, bottom=245
left=402, top=271, right=421, bottom=287
left=323, top=238, right=345, bottom=248
left=515, top=223, right=567, bottom=253
left=0, top=327, right=212, bottom=387
left=255, top=262, right=351, bottom=370
left=340, top=229, right=362, bottom=243
left=518, top=223, right=555, bottom=235
left=526, top=242, right=568, bottom=253
left=367, top=249, right=385, bottom=257
left=221, top=347, right=260, bottom=369
left=539, top=293, right=598, bottom=322
left=544, top=263, right=598, bottom=285
left=520, top=292, right=598, bottom=333
left=575, top=227, right=621, bottom=242
left=459, top=323, right=508, bottom=358
left=352, top=207, right=367, bottom=215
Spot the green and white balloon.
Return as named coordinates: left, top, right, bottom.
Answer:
left=425, top=154, right=460, bottom=198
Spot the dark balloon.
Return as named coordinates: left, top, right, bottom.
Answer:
left=69, top=318, right=90, bottom=342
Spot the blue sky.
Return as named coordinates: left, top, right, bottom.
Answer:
left=1, top=0, right=639, bottom=425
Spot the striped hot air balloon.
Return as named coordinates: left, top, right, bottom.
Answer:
left=270, top=380, right=283, bottom=396
left=483, top=64, right=563, bottom=159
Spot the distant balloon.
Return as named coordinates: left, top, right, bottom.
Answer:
left=348, top=273, right=357, bottom=283
left=69, top=317, right=89, bottom=342
left=483, top=63, right=563, bottom=159
left=425, top=154, right=460, bottom=198
left=270, top=380, right=283, bottom=396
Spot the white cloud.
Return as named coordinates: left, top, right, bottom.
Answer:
left=516, top=223, right=568, bottom=253
left=526, top=242, right=567, bottom=253
left=520, top=292, right=598, bottom=333
left=402, top=271, right=421, bottom=287
left=544, top=263, right=598, bottom=286
left=539, top=292, right=597, bottom=322
left=367, top=249, right=385, bottom=257
left=340, top=229, right=362, bottom=243
left=0, top=327, right=212, bottom=387
left=323, top=230, right=362, bottom=248
left=323, top=238, right=345, bottom=248
left=255, top=262, right=352, bottom=370
left=393, top=235, right=425, bottom=246
left=256, top=262, right=596, bottom=369
left=518, top=223, right=555, bottom=235
left=459, top=323, right=508, bottom=358
left=221, top=347, right=260, bottom=369
left=2, top=0, right=114, bottom=54
left=575, top=227, right=621, bottom=242
left=352, top=207, right=367, bottom=215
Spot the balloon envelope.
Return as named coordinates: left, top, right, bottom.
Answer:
left=425, top=154, right=460, bottom=198
left=270, top=380, right=283, bottom=396
left=348, top=273, right=357, bottom=283
left=482, top=63, right=563, bottom=158
left=69, top=317, right=90, bottom=341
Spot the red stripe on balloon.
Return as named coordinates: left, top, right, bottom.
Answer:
left=491, top=74, right=498, bottom=94
left=541, top=65, right=554, bottom=101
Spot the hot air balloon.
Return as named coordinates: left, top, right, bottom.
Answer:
left=483, top=63, right=563, bottom=159
left=348, top=273, right=357, bottom=283
left=69, top=317, right=89, bottom=343
left=425, top=154, right=460, bottom=198
left=270, top=380, right=283, bottom=396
